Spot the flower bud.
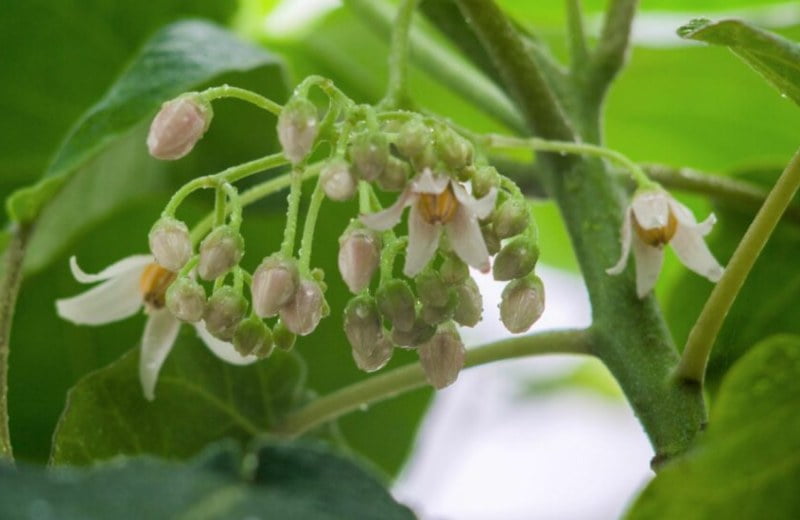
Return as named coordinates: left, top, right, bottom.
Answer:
left=277, top=97, right=319, bottom=164
left=198, top=226, right=244, bottom=281
left=493, top=198, right=529, bottom=239
left=391, top=318, right=436, bottom=349
left=338, top=228, right=380, bottom=293
left=203, top=287, right=248, bottom=341
left=415, top=271, right=452, bottom=309
left=273, top=320, right=296, bottom=351
left=454, top=277, right=482, bottom=327
left=436, top=127, right=473, bottom=171
left=481, top=223, right=501, bottom=256
left=233, top=315, right=274, bottom=358
left=420, top=298, right=457, bottom=326
left=344, top=296, right=391, bottom=372
left=440, top=255, right=469, bottom=285
left=279, top=278, right=326, bottom=336
left=349, top=131, right=389, bottom=181
left=148, top=217, right=192, bottom=272
left=500, top=275, right=545, bottom=333
left=377, top=156, right=410, bottom=192
left=394, top=119, right=430, bottom=161
left=251, top=255, right=299, bottom=318
left=166, top=277, right=206, bottom=323
left=376, top=280, right=416, bottom=332
left=418, top=325, right=466, bottom=389
left=472, top=165, right=500, bottom=199
left=352, top=334, right=394, bottom=373
left=320, top=158, right=357, bottom=201
left=493, top=236, right=539, bottom=281
left=147, top=94, right=212, bottom=160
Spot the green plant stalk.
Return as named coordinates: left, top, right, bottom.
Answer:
left=0, top=224, right=31, bottom=461
left=201, top=85, right=283, bottom=115
left=280, top=169, right=305, bottom=257
left=380, top=0, right=420, bottom=108
left=457, top=0, right=705, bottom=463
left=586, top=0, right=639, bottom=105
left=298, top=177, right=327, bottom=272
left=277, top=329, right=591, bottom=437
left=677, top=147, right=800, bottom=383
left=565, top=0, right=589, bottom=72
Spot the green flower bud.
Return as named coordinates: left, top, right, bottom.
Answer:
left=349, top=130, right=389, bottom=181
left=493, top=236, right=539, bottom=281
left=203, top=286, right=248, bottom=341
left=321, top=157, right=357, bottom=201
left=344, top=296, right=391, bottom=372
left=198, top=226, right=244, bottom=281
left=418, top=324, right=465, bottom=389
left=277, top=97, right=318, bottom=164
left=149, top=217, right=192, bottom=272
left=499, top=275, right=545, bottom=333
left=394, top=119, right=430, bottom=161
left=472, top=165, right=500, bottom=199
left=481, top=223, right=501, bottom=256
left=454, top=277, right=482, bottom=327
left=166, top=277, right=206, bottom=323
left=251, top=255, right=299, bottom=318
left=436, top=126, right=473, bottom=171
left=391, top=318, right=436, bottom=349
left=415, top=270, right=455, bottom=309
left=233, top=315, right=274, bottom=358
left=376, top=280, right=416, bottom=332
left=377, top=156, right=410, bottom=192
left=273, top=320, right=297, bottom=351
left=493, top=198, right=529, bottom=239
left=440, top=255, right=469, bottom=285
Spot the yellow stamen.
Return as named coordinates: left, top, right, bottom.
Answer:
left=417, top=184, right=459, bottom=224
left=139, top=263, right=176, bottom=310
left=633, top=210, right=678, bottom=247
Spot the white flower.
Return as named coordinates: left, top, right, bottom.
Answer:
left=361, top=168, right=497, bottom=277
left=55, top=255, right=256, bottom=401
left=607, top=189, right=724, bottom=298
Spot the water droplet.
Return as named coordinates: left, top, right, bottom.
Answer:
left=358, top=402, right=370, bottom=412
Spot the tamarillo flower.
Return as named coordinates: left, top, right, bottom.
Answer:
left=607, top=189, right=724, bottom=298
left=147, top=95, right=212, bottom=160
left=361, top=168, right=497, bottom=277
left=55, top=255, right=256, bottom=401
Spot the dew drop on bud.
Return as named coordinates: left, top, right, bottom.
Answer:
left=279, top=278, right=326, bottom=336
left=321, top=158, right=357, bottom=201
left=251, top=255, right=299, bottom=318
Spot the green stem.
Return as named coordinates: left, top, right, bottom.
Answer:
left=380, top=0, right=420, bottom=109
left=586, top=0, right=639, bottom=104
left=298, top=177, right=327, bottom=271
left=0, top=224, right=30, bottom=461
left=379, top=237, right=407, bottom=286
left=213, top=187, right=226, bottom=228
left=201, top=85, right=283, bottom=115
left=277, top=328, right=592, bottom=437
left=677, top=148, right=800, bottom=383
left=566, top=0, right=589, bottom=72
left=280, top=169, right=305, bottom=257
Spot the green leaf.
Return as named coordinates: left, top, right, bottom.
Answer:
left=678, top=18, right=800, bottom=107
left=7, top=20, right=284, bottom=224
left=2, top=441, right=415, bottom=519
left=51, top=337, right=305, bottom=465
left=627, top=334, right=800, bottom=519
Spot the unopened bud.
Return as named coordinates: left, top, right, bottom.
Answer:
left=344, top=296, right=391, bottom=372
left=352, top=334, right=393, bottom=373
left=415, top=271, right=452, bottom=308
left=493, top=236, right=539, bottom=281
left=376, top=280, right=416, bottom=332
left=436, top=127, right=473, bottom=171
left=149, top=217, right=192, bottom=272
left=481, top=223, right=501, bottom=256
left=418, top=325, right=466, bottom=389
left=166, top=277, right=206, bottom=322
left=233, top=315, right=273, bottom=358
left=394, top=119, right=430, bottom=162
left=273, top=320, right=296, bottom=351
left=203, top=287, right=248, bottom=341
left=251, top=255, right=299, bottom=318
left=493, top=198, right=529, bottom=239
left=377, top=156, right=410, bottom=192
left=500, top=275, right=545, bottom=333
left=278, top=97, right=318, bottom=164
left=321, top=158, right=357, bottom=201
left=420, top=298, right=457, bottom=326
left=280, top=278, right=326, bottom=336
left=440, top=255, right=469, bottom=285
left=349, top=131, right=389, bottom=181
left=454, top=277, right=482, bottom=327
left=338, top=228, right=380, bottom=293
left=198, top=226, right=244, bottom=281
left=392, top=318, right=436, bottom=349
left=472, top=165, right=500, bottom=199
left=147, top=94, right=212, bottom=160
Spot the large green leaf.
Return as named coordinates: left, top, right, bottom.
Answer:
left=2, top=441, right=415, bottom=519
left=678, top=18, right=800, bottom=107
left=627, top=334, right=800, bottom=519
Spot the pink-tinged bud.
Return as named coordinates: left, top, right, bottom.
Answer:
left=376, top=280, right=416, bottom=332
left=338, top=228, right=381, bottom=293
left=349, top=131, right=389, bottom=181
left=344, top=296, right=392, bottom=372
left=203, top=287, right=248, bottom=341
left=273, top=320, right=297, bottom=351
left=251, top=255, right=299, bottom=318
left=493, top=236, right=539, bottom=281
left=493, top=198, right=529, bottom=239
left=233, top=315, right=273, bottom=358
left=321, top=158, right=357, bottom=201
left=279, top=278, right=326, bottom=336
left=277, top=97, right=319, bottom=164
left=500, top=275, right=545, bottom=333
left=454, top=277, right=482, bottom=327
left=166, top=277, right=206, bottom=323
left=147, top=95, right=212, bottom=160
left=418, top=325, right=466, bottom=389
left=198, top=226, right=244, bottom=281
left=377, top=156, right=410, bottom=192
left=353, top=335, right=393, bottom=373
left=149, top=217, right=192, bottom=272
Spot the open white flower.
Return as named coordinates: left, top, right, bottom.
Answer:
left=607, top=189, right=724, bottom=298
left=56, top=255, right=257, bottom=400
left=361, top=168, right=497, bottom=277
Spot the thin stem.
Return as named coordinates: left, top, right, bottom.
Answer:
left=277, top=328, right=592, bottom=437
left=0, top=224, right=30, bottom=461
left=677, top=148, right=800, bottom=383
left=280, top=169, right=305, bottom=257
left=379, top=237, right=407, bottom=286
left=381, top=0, right=420, bottom=109
left=221, top=183, right=242, bottom=230
left=201, top=85, right=283, bottom=116
left=298, top=177, right=327, bottom=271
left=213, top=187, right=226, bottom=228
left=565, top=0, right=589, bottom=72
left=586, top=0, right=639, bottom=102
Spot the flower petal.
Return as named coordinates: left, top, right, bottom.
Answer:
left=631, top=191, right=670, bottom=230
left=453, top=183, right=497, bottom=219
left=139, top=309, right=181, bottom=401
left=195, top=321, right=258, bottom=365
left=69, top=255, right=153, bottom=284
left=411, top=168, right=450, bottom=194
left=632, top=239, right=665, bottom=298
left=669, top=199, right=717, bottom=236
left=670, top=224, right=724, bottom=283
left=445, top=206, right=490, bottom=273
left=361, top=190, right=415, bottom=231
left=606, top=208, right=634, bottom=275
left=56, top=270, right=144, bottom=325
left=403, top=204, right=441, bottom=277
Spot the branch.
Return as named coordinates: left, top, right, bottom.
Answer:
left=566, top=0, right=590, bottom=73
left=276, top=329, right=592, bottom=437
left=586, top=0, right=639, bottom=102
left=380, top=0, right=420, bottom=109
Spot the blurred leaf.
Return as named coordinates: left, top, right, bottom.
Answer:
left=518, top=358, right=624, bottom=401
left=627, top=334, right=800, bottom=519
left=678, top=18, right=800, bottom=107
left=2, top=441, right=414, bottom=519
